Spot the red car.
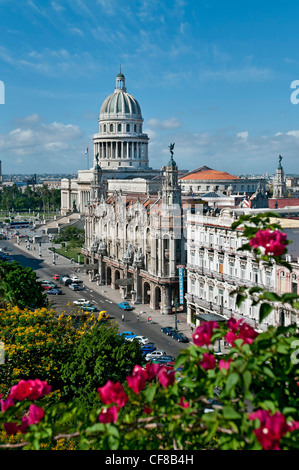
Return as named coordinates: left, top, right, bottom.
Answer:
left=41, top=284, right=52, bottom=290
left=52, top=274, right=60, bottom=280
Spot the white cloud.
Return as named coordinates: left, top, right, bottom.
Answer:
left=0, top=114, right=84, bottom=172
left=236, top=131, right=249, bottom=140
left=147, top=117, right=182, bottom=130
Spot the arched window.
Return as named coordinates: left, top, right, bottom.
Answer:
left=126, top=123, right=130, bottom=133
left=118, top=123, right=122, bottom=132
left=134, top=124, right=137, bottom=132
left=103, top=124, right=106, bottom=132
left=110, top=123, right=113, bottom=132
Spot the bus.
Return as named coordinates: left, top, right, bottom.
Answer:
left=9, top=221, right=30, bottom=229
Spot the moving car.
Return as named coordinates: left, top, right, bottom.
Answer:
left=128, top=335, right=149, bottom=345
left=119, top=331, right=136, bottom=339
left=145, top=350, right=166, bottom=361
left=79, top=305, right=98, bottom=312
left=47, top=288, right=62, bottom=295
left=73, top=299, right=91, bottom=306
left=171, top=331, right=189, bottom=343
left=52, top=274, right=60, bottom=280
left=69, top=284, right=80, bottom=291
left=161, top=326, right=176, bottom=336
left=118, top=302, right=133, bottom=310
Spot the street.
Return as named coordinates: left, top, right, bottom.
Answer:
left=0, top=237, right=191, bottom=360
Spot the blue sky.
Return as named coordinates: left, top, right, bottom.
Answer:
left=0, top=0, right=299, bottom=175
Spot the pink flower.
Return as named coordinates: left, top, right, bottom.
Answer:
left=98, top=406, right=118, bottom=424
left=20, top=404, right=44, bottom=433
left=9, top=379, right=51, bottom=401
left=249, top=229, right=287, bottom=257
left=3, top=405, right=45, bottom=435
left=249, top=409, right=299, bottom=450
left=193, top=321, right=219, bottom=347
left=219, top=358, right=233, bottom=370
left=238, top=322, right=259, bottom=345
left=1, top=396, right=15, bottom=412
left=227, top=317, right=243, bottom=333
left=3, top=422, right=19, bottom=435
left=179, top=396, right=189, bottom=408
left=143, top=405, right=153, bottom=415
left=157, top=367, right=176, bottom=389
left=226, top=318, right=258, bottom=346
left=126, top=365, right=148, bottom=394
left=97, top=380, right=128, bottom=408
left=145, top=363, right=162, bottom=381
left=199, top=353, right=216, bottom=370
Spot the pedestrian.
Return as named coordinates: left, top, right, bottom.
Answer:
left=122, top=313, right=125, bottom=322
left=137, top=313, right=140, bottom=322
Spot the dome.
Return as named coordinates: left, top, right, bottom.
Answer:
left=99, top=72, right=142, bottom=121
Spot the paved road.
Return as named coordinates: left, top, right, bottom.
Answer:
left=0, top=237, right=192, bottom=359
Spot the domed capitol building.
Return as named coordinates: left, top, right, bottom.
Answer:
left=61, top=71, right=161, bottom=214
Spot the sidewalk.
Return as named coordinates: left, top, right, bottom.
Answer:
left=12, top=239, right=195, bottom=342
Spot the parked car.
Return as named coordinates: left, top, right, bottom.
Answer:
left=128, top=335, right=149, bottom=345
left=52, top=274, right=60, bottom=280
left=141, top=343, right=156, bottom=355
left=41, top=284, right=53, bottom=290
left=79, top=305, right=98, bottom=312
left=151, top=355, right=175, bottom=365
left=161, top=326, right=176, bottom=336
left=69, top=284, right=80, bottom=291
left=70, top=276, right=80, bottom=282
left=41, top=280, right=57, bottom=288
left=47, top=288, right=62, bottom=295
left=73, top=299, right=91, bottom=306
left=119, top=331, right=136, bottom=340
left=118, top=302, right=133, bottom=310
left=171, top=331, right=189, bottom=343
left=145, top=350, right=166, bottom=361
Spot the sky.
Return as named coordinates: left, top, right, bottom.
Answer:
left=0, top=0, right=299, bottom=176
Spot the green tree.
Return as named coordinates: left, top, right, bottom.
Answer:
left=61, top=324, right=144, bottom=408
left=0, top=261, right=47, bottom=309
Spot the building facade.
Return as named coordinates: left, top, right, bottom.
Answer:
left=185, top=208, right=281, bottom=330
left=82, top=155, right=186, bottom=315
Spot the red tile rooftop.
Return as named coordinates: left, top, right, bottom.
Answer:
left=269, top=199, right=299, bottom=208
left=180, top=169, right=240, bottom=181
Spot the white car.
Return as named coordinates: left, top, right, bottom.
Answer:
left=70, top=276, right=80, bottom=282
left=128, top=335, right=149, bottom=345
left=73, top=299, right=91, bottom=306
left=145, top=350, right=166, bottom=361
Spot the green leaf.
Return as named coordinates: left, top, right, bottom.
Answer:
left=281, top=292, right=299, bottom=304
left=260, top=292, right=281, bottom=302
left=222, top=406, right=241, bottom=420
left=259, top=303, right=273, bottom=322
left=243, top=370, right=252, bottom=390
left=225, top=372, right=239, bottom=394
left=143, top=383, right=158, bottom=403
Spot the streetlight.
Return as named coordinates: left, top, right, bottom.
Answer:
left=174, top=297, right=178, bottom=331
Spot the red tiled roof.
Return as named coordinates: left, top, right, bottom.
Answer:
left=180, top=169, right=240, bottom=181
left=269, top=199, right=299, bottom=209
